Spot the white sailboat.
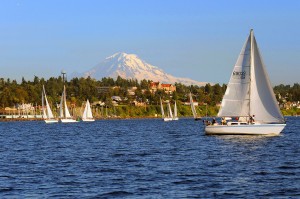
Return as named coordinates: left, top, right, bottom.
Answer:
left=160, top=97, right=172, bottom=121
left=205, top=29, right=286, bottom=135
left=42, top=85, right=58, bottom=123
left=82, top=99, right=95, bottom=122
left=189, top=92, right=201, bottom=121
left=59, top=85, right=78, bottom=123
left=173, top=101, right=179, bottom=120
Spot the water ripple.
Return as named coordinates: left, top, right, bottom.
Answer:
left=0, top=117, right=299, bottom=197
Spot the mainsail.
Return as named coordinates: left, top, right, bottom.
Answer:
left=160, top=97, right=165, bottom=118
left=218, top=30, right=284, bottom=123
left=42, top=89, right=47, bottom=119
left=42, top=85, right=55, bottom=119
left=60, top=85, right=72, bottom=119
left=82, top=99, right=93, bottom=119
left=174, top=101, right=178, bottom=118
left=167, top=102, right=173, bottom=118
left=189, top=92, right=197, bottom=118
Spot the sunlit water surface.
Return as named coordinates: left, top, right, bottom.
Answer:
left=0, top=117, right=299, bottom=198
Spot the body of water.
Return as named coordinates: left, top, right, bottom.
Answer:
left=0, top=117, right=299, bottom=198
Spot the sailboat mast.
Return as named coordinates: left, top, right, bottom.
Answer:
left=42, top=88, right=45, bottom=118
left=249, top=29, right=254, bottom=117
left=64, top=85, right=67, bottom=119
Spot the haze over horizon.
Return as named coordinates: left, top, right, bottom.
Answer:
left=1, top=0, right=299, bottom=85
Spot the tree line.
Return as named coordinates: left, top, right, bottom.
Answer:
left=0, top=75, right=298, bottom=110
left=0, top=76, right=226, bottom=108
left=274, top=83, right=300, bottom=103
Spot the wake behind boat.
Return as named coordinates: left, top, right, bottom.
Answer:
left=205, top=29, right=286, bottom=135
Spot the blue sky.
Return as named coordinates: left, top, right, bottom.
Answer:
left=0, top=0, right=299, bottom=85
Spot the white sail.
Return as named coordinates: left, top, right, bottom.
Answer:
left=174, top=101, right=178, bottom=118
left=64, top=100, right=72, bottom=118
left=43, top=85, right=55, bottom=119
left=172, top=101, right=179, bottom=120
left=82, top=101, right=88, bottom=119
left=63, top=86, right=72, bottom=118
left=42, top=85, right=58, bottom=123
left=167, top=102, right=173, bottom=118
left=82, top=99, right=93, bottom=119
left=42, top=90, right=47, bottom=119
left=249, top=32, right=284, bottom=123
left=218, top=30, right=284, bottom=123
left=59, top=89, right=64, bottom=118
left=160, top=97, right=165, bottom=118
left=218, top=35, right=251, bottom=118
left=189, top=92, right=197, bottom=118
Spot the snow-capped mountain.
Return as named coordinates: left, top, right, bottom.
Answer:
left=77, top=52, right=207, bottom=86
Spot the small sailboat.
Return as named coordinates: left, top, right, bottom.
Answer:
left=205, top=29, right=286, bottom=135
left=59, top=85, right=78, bottom=123
left=42, top=85, right=58, bottom=123
left=167, top=102, right=173, bottom=120
left=82, top=99, right=95, bottom=122
left=189, top=92, right=201, bottom=121
left=160, top=97, right=172, bottom=121
left=173, top=101, right=179, bottom=120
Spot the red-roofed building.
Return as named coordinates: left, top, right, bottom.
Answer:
left=149, top=82, right=176, bottom=94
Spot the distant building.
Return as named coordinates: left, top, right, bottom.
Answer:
left=149, top=82, right=176, bottom=94
left=111, top=96, right=122, bottom=102
left=131, top=100, right=146, bottom=107
left=92, top=101, right=105, bottom=106
left=127, top=87, right=137, bottom=96
left=97, top=86, right=120, bottom=94
left=183, top=101, right=199, bottom=106
left=97, top=87, right=110, bottom=94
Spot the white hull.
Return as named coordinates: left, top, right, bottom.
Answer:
left=44, top=119, right=58, bottom=123
left=173, top=117, right=179, bottom=121
left=82, top=118, right=95, bottom=122
left=60, top=118, right=78, bottom=123
left=163, top=117, right=173, bottom=121
left=205, top=123, right=286, bottom=135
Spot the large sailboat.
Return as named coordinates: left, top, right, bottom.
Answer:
left=189, top=92, right=201, bottom=121
left=205, top=29, right=286, bottom=135
left=59, top=85, right=78, bottom=123
left=82, top=99, right=95, bottom=122
left=42, top=85, right=58, bottom=123
left=160, top=97, right=172, bottom=121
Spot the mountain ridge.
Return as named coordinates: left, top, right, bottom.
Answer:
left=73, top=52, right=208, bottom=86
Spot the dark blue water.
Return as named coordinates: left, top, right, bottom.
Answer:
left=0, top=117, right=299, bottom=198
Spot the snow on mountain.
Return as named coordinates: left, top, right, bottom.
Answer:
left=78, top=52, right=207, bottom=86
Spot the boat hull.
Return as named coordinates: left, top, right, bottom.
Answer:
left=60, top=118, right=78, bottom=123
left=173, top=117, right=179, bottom=121
left=82, top=118, right=95, bottom=122
left=44, top=119, right=58, bottom=123
left=163, top=117, right=173, bottom=121
left=205, top=123, right=286, bottom=135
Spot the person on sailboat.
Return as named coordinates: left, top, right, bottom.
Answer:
left=249, top=115, right=255, bottom=124
left=221, top=117, right=226, bottom=125
left=212, top=118, right=216, bottom=125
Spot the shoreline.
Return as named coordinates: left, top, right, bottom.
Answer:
left=0, top=116, right=199, bottom=122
